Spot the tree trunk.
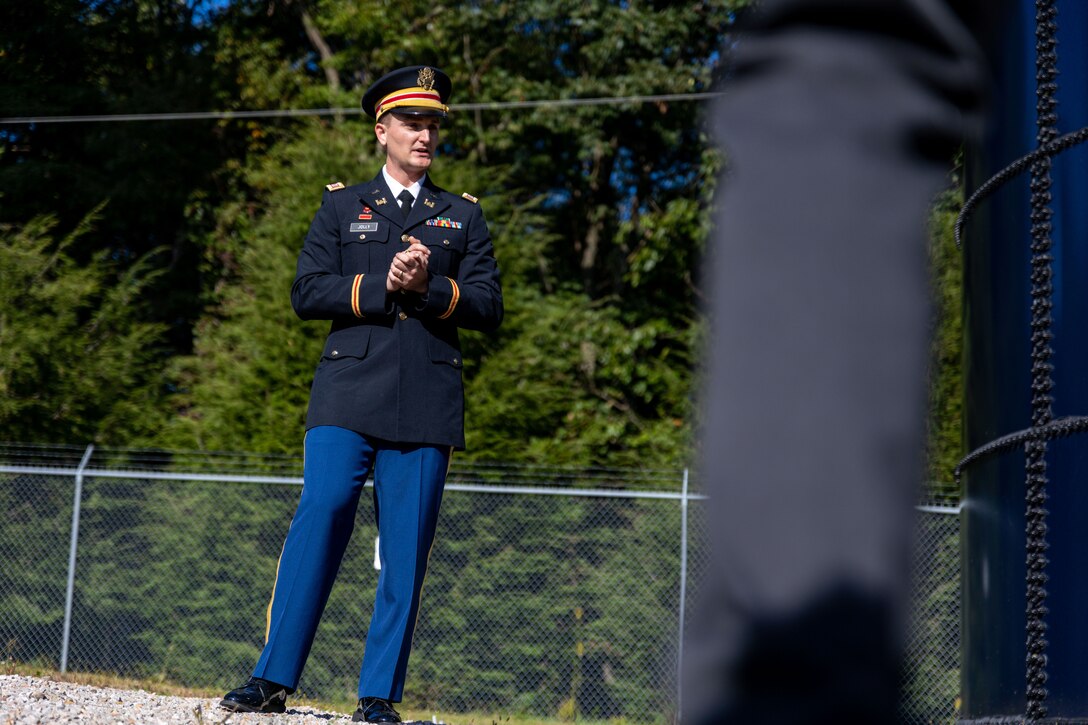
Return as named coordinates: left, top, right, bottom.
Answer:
left=300, top=9, right=339, bottom=91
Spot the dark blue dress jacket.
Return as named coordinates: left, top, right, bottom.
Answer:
left=291, top=172, right=503, bottom=449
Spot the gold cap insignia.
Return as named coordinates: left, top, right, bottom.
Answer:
left=418, top=67, right=436, bottom=92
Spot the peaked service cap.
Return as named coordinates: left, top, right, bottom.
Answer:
left=362, top=65, right=452, bottom=120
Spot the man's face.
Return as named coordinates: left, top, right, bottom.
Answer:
left=375, top=113, right=441, bottom=177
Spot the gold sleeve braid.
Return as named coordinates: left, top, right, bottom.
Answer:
left=438, top=279, right=460, bottom=320
left=351, top=274, right=364, bottom=318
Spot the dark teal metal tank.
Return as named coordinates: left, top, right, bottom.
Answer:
left=961, top=0, right=1088, bottom=719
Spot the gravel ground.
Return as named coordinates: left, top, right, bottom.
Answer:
left=0, top=675, right=358, bottom=725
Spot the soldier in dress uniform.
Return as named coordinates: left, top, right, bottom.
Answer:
left=220, top=65, right=503, bottom=724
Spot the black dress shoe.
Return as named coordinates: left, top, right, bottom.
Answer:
left=219, top=676, right=291, bottom=713
left=352, top=696, right=402, bottom=723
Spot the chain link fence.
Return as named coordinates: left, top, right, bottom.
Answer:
left=903, top=507, right=961, bottom=724
left=0, top=443, right=959, bottom=723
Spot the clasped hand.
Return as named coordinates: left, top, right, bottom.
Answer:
left=386, top=241, right=430, bottom=294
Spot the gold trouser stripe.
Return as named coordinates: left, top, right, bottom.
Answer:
left=265, top=540, right=287, bottom=642
left=351, top=274, right=364, bottom=318
left=437, top=279, right=460, bottom=320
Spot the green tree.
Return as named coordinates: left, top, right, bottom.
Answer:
left=0, top=472, right=73, bottom=667
left=925, top=181, right=966, bottom=499
left=162, top=0, right=739, bottom=466
left=155, top=124, right=387, bottom=452
left=0, top=212, right=168, bottom=443
left=408, top=488, right=682, bottom=721
left=66, top=476, right=301, bottom=685
left=0, top=0, right=251, bottom=353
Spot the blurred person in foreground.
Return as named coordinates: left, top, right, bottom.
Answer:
left=219, top=65, right=503, bottom=724
left=684, top=0, right=984, bottom=722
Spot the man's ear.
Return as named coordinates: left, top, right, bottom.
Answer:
left=374, top=120, right=387, bottom=146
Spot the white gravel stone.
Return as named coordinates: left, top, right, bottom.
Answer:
left=0, top=675, right=357, bottom=724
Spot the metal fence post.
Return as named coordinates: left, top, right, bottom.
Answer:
left=60, top=443, right=94, bottom=673
left=676, top=467, right=690, bottom=722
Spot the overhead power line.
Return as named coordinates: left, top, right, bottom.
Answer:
left=0, top=91, right=724, bottom=125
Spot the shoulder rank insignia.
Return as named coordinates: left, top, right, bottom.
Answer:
left=326, top=182, right=345, bottom=192
left=461, top=192, right=479, bottom=204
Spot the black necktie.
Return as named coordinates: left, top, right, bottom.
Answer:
left=397, top=190, right=414, bottom=220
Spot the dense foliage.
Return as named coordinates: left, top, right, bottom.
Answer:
left=925, top=183, right=966, bottom=497
left=1, top=0, right=741, bottom=468
left=0, top=211, right=168, bottom=443
left=1, top=0, right=965, bottom=479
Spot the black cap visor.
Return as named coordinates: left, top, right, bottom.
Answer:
left=379, top=106, right=448, bottom=121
